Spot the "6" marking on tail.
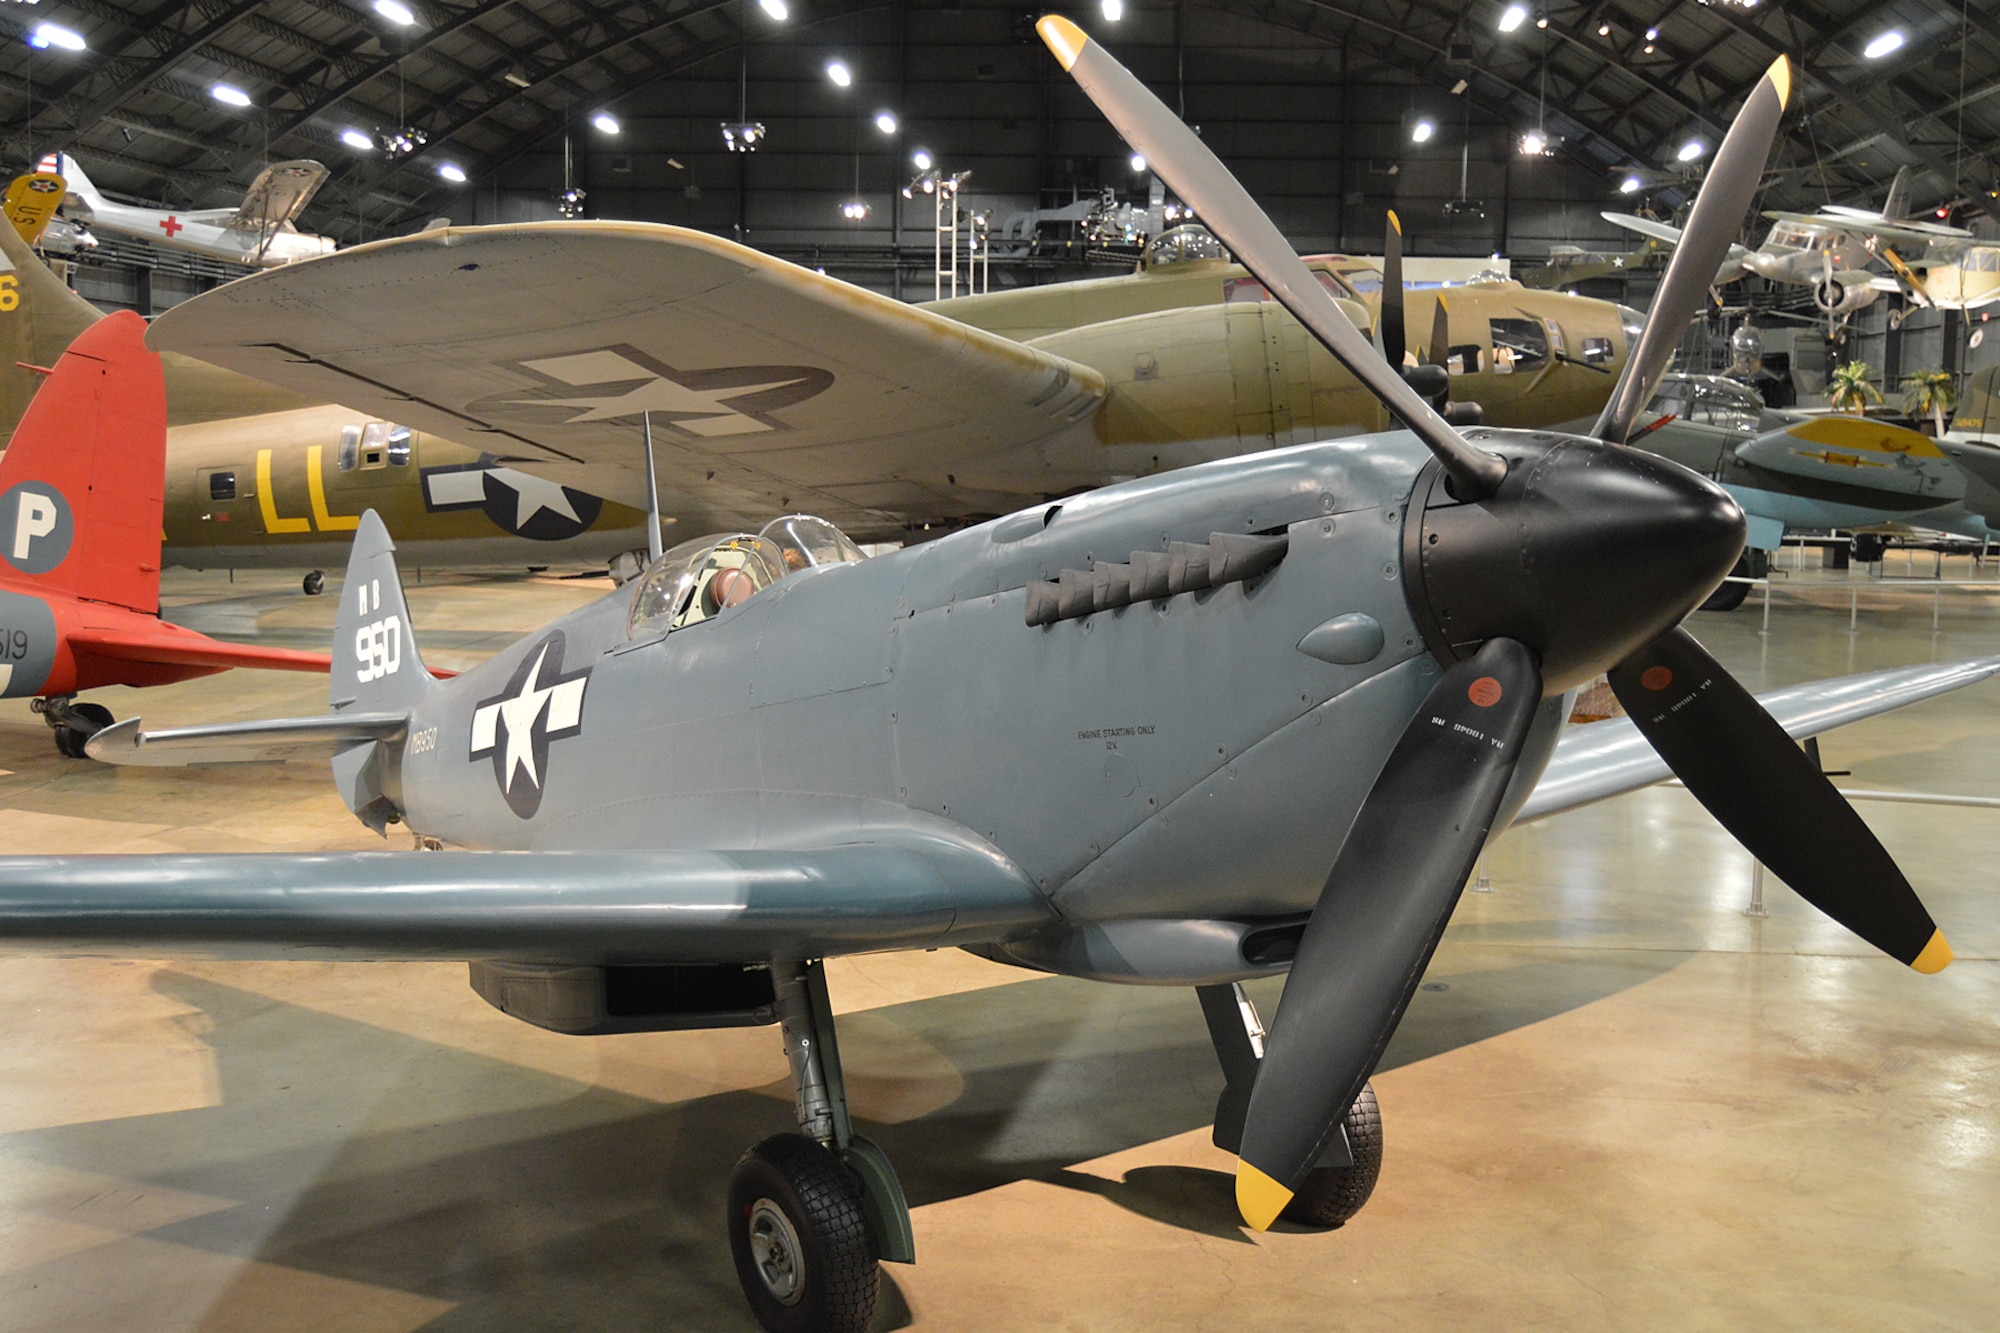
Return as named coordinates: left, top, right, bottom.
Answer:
left=355, top=616, right=402, bottom=682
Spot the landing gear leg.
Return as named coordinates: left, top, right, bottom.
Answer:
left=34, top=696, right=115, bottom=757
left=727, top=960, right=913, bottom=1333
left=1197, top=981, right=1384, bottom=1229
left=302, top=570, right=325, bottom=596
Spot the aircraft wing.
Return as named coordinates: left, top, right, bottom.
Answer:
left=3, top=171, right=66, bottom=246
left=1518, top=656, right=2000, bottom=822
left=145, top=222, right=1109, bottom=528
left=67, top=625, right=330, bottom=676
left=0, top=838, right=1051, bottom=963
left=1600, top=212, right=1686, bottom=246
left=228, top=160, right=329, bottom=230
left=1731, top=416, right=1946, bottom=494
left=1761, top=209, right=1972, bottom=246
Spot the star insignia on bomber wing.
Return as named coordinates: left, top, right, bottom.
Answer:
left=468, top=631, right=590, bottom=819
left=467, top=343, right=835, bottom=438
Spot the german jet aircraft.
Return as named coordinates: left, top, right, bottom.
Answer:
left=0, top=31, right=1975, bottom=1333
left=0, top=218, right=653, bottom=590
left=0, top=309, right=330, bottom=754
left=40, top=153, right=337, bottom=267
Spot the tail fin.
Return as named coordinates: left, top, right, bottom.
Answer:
left=0, top=191, right=105, bottom=448
left=332, top=509, right=439, bottom=714
left=0, top=309, right=164, bottom=613
left=38, top=153, right=106, bottom=216
left=1882, top=166, right=1912, bottom=222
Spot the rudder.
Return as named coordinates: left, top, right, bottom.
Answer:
left=0, top=309, right=164, bottom=613
left=332, top=509, right=438, bottom=714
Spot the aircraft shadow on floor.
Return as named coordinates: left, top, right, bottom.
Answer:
left=2, top=951, right=1683, bottom=1326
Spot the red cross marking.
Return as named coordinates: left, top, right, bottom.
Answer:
left=159, top=215, right=183, bottom=237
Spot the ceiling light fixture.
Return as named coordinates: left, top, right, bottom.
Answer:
left=503, top=70, right=532, bottom=88
left=592, top=112, right=620, bottom=134
left=1677, top=138, right=1705, bottom=162
left=1620, top=174, right=1642, bottom=194
left=27, top=22, right=86, bottom=51
left=826, top=60, right=852, bottom=88
left=1645, top=25, right=1659, bottom=39
left=373, top=0, right=417, bottom=26
left=1101, top=0, right=1124, bottom=19
left=1863, top=30, right=1905, bottom=59
left=340, top=127, right=374, bottom=151
left=875, top=110, right=898, bottom=134
left=1412, top=118, right=1436, bottom=143
left=1498, top=3, right=1528, bottom=32
left=722, top=122, right=766, bottom=152
left=210, top=83, right=252, bottom=107
left=758, top=0, right=787, bottom=17
left=911, top=148, right=933, bottom=170
left=841, top=199, right=871, bottom=220
left=1130, top=152, right=1147, bottom=172
left=438, top=162, right=467, bottom=182
left=1597, top=21, right=1611, bottom=35
left=1520, top=130, right=1547, bottom=155
left=1535, top=12, right=1549, bottom=28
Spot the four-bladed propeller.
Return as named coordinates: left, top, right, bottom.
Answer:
left=1036, top=14, right=1950, bottom=1234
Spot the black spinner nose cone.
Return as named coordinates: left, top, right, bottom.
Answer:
left=1405, top=434, right=1745, bottom=692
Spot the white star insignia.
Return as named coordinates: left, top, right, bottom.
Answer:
left=470, top=643, right=588, bottom=794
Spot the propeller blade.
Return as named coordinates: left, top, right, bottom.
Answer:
left=1607, top=628, right=1952, bottom=973
left=1592, top=56, right=1791, bottom=444
left=1428, top=291, right=1451, bottom=369
left=1037, top=15, right=1505, bottom=501
left=1236, top=638, right=1542, bottom=1229
left=1378, top=211, right=1406, bottom=368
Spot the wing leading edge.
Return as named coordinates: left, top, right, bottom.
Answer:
left=0, top=838, right=1051, bottom=963
left=1519, top=656, right=2000, bottom=822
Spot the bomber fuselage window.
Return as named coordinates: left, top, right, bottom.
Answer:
left=208, top=470, right=236, bottom=501
left=1581, top=336, right=1614, bottom=365
left=336, top=424, right=362, bottom=471
left=387, top=425, right=412, bottom=466
left=358, top=422, right=392, bottom=470
left=1488, top=318, right=1549, bottom=374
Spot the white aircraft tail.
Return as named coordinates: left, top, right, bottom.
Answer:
left=1882, top=167, right=1912, bottom=222
left=37, top=152, right=106, bottom=216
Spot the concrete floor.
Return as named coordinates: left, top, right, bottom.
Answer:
left=1, top=559, right=1998, bottom=1331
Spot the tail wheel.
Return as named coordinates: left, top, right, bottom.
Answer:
left=1279, top=1082, right=1384, bottom=1229
left=728, top=1134, right=879, bottom=1333
left=303, top=570, right=325, bottom=596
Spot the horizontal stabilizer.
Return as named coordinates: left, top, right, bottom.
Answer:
left=1520, top=656, right=2000, bottom=822
left=1601, top=212, right=1686, bottom=246
left=86, top=712, right=408, bottom=766
left=68, top=627, right=331, bottom=676
left=0, top=839, right=1051, bottom=963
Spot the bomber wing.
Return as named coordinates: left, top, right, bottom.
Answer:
left=146, top=222, right=1108, bottom=533
left=1518, top=657, right=2000, bottom=822
left=0, top=838, right=1050, bottom=963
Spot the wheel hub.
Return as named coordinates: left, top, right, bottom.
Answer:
left=745, top=1197, right=806, bottom=1306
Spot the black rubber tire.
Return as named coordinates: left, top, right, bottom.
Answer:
left=1280, top=1082, right=1384, bottom=1229
left=1699, top=556, right=1752, bottom=612
left=70, top=702, right=114, bottom=736
left=53, top=725, right=81, bottom=758
left=727, top=1134, right=879, bottom=1333
left=303, top=570, right=324, bottom=596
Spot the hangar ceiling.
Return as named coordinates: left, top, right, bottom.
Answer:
left=0, top=0, right=1994, bottom=250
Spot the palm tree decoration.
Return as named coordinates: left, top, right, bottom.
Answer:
left=1901, top=370, right=1958, bottom=436
left=1828, top=361, right=1883, bottom=416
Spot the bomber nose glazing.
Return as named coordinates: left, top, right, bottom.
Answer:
left=1403, top=431, right=1747, bottom=693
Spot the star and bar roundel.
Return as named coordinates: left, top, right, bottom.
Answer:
left=468, top=631, right=591, bottom=818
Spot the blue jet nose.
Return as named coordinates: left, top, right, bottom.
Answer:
left=1402, top=430, right=1747, bottom=693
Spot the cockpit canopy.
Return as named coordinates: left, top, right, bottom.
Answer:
left=1140, top=224, right=1231, bottom=271
left=627, top=515, right=865, bottom=639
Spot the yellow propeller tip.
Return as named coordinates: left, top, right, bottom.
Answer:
left=1236, top=1160, right=1293, bottom=1231
left=1388, top=210, right=1402, bottom=234
left=1766, top=55, right=1792, bottom=109
left=1037, top=15, right=1088, bottom=70
left=1911, top=930, right=1953, bottom=975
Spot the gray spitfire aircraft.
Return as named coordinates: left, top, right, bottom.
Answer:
left=0, top=26, right=1977, bottom=1333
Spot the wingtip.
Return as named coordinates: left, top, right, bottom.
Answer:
left=1037, top=15, right=1087, bottom=70
left=1235, top=1160, right=1292, bottom=1231
left=1766, top=55, right=1792, bottom=109
left=1911, top=929, right=1953, bottom=975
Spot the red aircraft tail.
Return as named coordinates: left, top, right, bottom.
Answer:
left=0, top=309, right=165, bottom=614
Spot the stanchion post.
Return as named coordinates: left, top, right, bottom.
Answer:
left=1745, top=858, right=1767, bottom=918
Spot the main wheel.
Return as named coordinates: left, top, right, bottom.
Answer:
left=1280, top=1082, right=1384, bottom=1229
left=727, top=1134, right=879, bottom=1333
left=303, top=570, right=324, bottom=596
left=71, top=702, right=114, bottom=735
left=53, top=725, right=81, bottom=758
